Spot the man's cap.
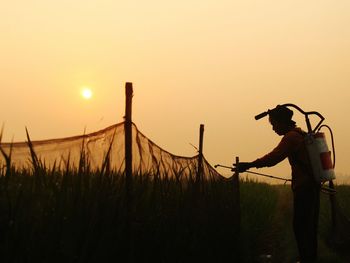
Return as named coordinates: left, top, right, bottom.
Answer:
left=268, top=105, right=294, bottom=123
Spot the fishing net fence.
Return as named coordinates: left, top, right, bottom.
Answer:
left=0, top=122, right=223, bottom=180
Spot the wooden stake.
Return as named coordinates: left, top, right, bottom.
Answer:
left=329, top=180, right=337, bottom=230
left=233, top=156, right=241, bottom=234
left=197, top=124, right=204, bottom=181
left=125, top=82, right=133, bottom=188
left=124, top=82, right=133, bottom=262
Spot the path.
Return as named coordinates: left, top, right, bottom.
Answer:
left=256, top=185, right=350, bottom=263
left=256, top=185, right=297, bottom=263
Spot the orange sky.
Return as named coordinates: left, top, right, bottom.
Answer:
left=1, top=0, right=349, bottom=183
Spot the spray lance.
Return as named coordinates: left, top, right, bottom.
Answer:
left=214, top=164, right=292, bottom=184
left=216, top=104, right=336, bottom=192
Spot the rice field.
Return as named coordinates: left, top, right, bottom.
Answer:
left=0, top=167, right=349, bottom=262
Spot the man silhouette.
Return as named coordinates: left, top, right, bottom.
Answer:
left=235, top=105, right=320, bottom=263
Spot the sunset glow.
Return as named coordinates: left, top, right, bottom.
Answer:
left=1, top=0, right=349, bottom=183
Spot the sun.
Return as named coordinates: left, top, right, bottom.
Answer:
left=81, top=88, right=93, bottom=99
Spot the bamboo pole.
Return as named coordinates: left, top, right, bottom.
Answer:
left=124, top=82, right=133, bottom=262
left=329, top=180, right=337, bottom=230
left=233, top=156, right=241, bottom=233
left=197, top=124, right=204, bottom=181
left=125, top=82, right=133, bottom=194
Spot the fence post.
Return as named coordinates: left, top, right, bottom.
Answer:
left=329, top=180, right=337, bottom=230
left=124, top=82, right=133, bottom=262
left=197, top=124, right=204, bottom=181
left=125, top=82, right=133, bottom=197
left=233, top=156, right=241, bottom=233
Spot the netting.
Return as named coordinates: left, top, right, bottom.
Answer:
left=0, top=122, right=223, bottom=180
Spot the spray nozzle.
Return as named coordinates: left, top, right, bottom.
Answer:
left=254, top=111, right=269, bottom=120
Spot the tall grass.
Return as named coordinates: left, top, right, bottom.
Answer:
left=0, top=164, right=282, bottom=263
left=1, top=133, right=349, bottom=262
left=1, top=170, right=349, bottom=262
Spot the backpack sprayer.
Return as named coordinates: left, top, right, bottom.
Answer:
left=216, top=104, right=336, bottom=188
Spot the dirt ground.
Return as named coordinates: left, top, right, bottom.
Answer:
left=256, top=186, right=349, bottom=263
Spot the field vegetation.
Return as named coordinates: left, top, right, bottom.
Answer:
left=0, top=165, right=349, bottom=262
left=0, top=136, right=349, bottom=263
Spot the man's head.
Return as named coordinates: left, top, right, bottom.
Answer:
left=268, top=105, right=296, bottom=135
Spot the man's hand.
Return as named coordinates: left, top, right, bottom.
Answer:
left=233, top=162, right=252, bottom=173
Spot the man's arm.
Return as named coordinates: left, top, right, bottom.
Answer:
left=234, top=131, right=301, bottom=172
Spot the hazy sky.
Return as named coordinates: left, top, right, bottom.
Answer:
left=1, top=0, right=349, bottom=182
